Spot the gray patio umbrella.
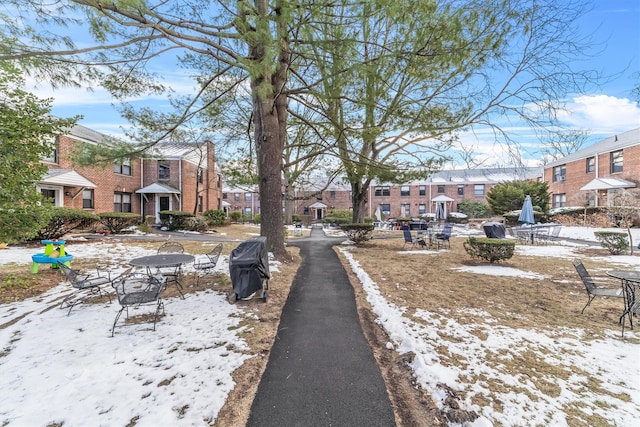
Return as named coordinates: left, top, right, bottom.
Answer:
left=518, top=195, right=535, bottom=243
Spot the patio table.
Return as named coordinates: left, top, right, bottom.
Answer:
left=606, top=270, right=640, bottom=336
left=130, top=254, right=195, bottom=299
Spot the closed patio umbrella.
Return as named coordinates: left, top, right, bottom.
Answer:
left=518, top=195, right=535, bottom=243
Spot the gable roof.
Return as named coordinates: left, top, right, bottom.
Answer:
left=136, top=182, right=181, bottom=194
left=40, top=169, right=96, bottom=188
left=546, top=128, right=640, bottom=168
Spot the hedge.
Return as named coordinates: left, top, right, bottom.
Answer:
left=463, top=237, right=515, bottom=263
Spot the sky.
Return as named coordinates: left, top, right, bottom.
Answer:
left=21, top=0, right=640, bottom=167
left=1, top=225, right=639, bottom=426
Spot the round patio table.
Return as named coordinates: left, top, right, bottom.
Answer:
left=129, top=254, right=195, bottom=268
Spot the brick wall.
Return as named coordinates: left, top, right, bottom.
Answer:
left=545, top=144, right=640, bottom=207
left=51, top=135, right=141, bottom=213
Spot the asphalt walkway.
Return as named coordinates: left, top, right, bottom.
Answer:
left=245, top=227, right=396, bottom=427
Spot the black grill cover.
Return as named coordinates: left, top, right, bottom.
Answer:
left=483, top=222, right=506, bottom=239
left=229, top=236, right=271, bottom=299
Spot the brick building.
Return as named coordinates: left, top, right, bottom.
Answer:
left=544, top=128, right=639, bottom=208
left=223, top=167, right=541, bottom=221
left=37, top=124, right=222, bottom=223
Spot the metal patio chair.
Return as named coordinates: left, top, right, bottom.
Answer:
left=572, top=258, right=623, bottom=314
left=58, top=261, right=116, bottom=315
left=194, top=243, right=223, bottom=286
left=402, top=226, right=426, bottom=250
left=155, top=241, right=185, bottom=296
left=111, top=272, right=167, bottom=336
left=434, top=224, right=453, bottom=249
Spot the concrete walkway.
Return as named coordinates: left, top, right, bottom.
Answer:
left=246, top=227, right=396, bottom=427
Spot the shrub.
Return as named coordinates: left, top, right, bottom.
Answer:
left=204, top=209, right=227, bottom=226
left=0, top=205, right=53, bottom=244
left=594, top=231, right=629, bottom=255
left=35, top=207, right=99, bottom=240
left=253, top=213, right=261, bottom=223
left=324, top=216, right=351, bottom=226
left=158, top=210, right=194, bottom=231
left=340, top=223, right=375, bottom=245
left=457, top=200, right=491, bottom=218
left=98, top=212, right=140, bottom=234
left=463, top=237, right=515, bottom=263
left=230, top=211, right=243, bottom=222
left=185, top=216, right=208, bottom=232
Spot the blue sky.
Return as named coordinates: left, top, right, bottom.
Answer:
left=29, top=0, right=640, bottom=167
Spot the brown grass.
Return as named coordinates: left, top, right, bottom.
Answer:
left=338, top=231, right=639, bottom=425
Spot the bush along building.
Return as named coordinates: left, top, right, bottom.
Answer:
left=37, top=124, right=223, bottom=224
left=544, top=128, right=639, bottom=209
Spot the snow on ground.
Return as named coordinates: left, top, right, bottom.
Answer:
left=339, top=225, right=640, bottom=426
left=1, top=226, right=639, bottom=426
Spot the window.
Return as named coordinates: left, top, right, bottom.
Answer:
left=114, top=192, right=132, bottom=212
left=198, top=195, right=203, bottom=213
left=474, top=184, right=485, bottom=196
left=457, top=185, right=464, bottom=196
left=553, top=165, right=566, bottom=182
left=114, top=159, right=132, bottom=176
left=41, top=189, right=56, bottom=203
left=418, top=204, right=426, bottom=215
left=234, top=193, right=240, bottom=201
left=400, top=204, right=410, bottom=217
left=375, top=186, right=390, bottom=196
left=41, top=137, right=58, bottom=163
left=244, top=207, right=252, bottom=217
left=222, top=193, right=228, bottom=200
left=553, top=193, right=566, bottom=208
left=82, top=189, right=94, bottom=209
left=380, top=204, right=391, bottom=215
left=330, top=191, right=335, bottom=200
left=158, top=161, right=170, bottom=180
left=610, top=150, right=623, bottom=173
left=437, top=185, right=445, bottom=194
left=400, top=185, right=410, bottom=196
left=245, top=193, right=252, bottom=202
left=585, top=192, right=595, bottom=207
left=197, top=168, right=203, bottom=184
left=586, top=157, right=595, bottom=173
left=419, top=185, right=426, bottom=196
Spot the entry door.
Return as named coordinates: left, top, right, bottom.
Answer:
left=156, top=195, right=172, bottom=224
left=160, top=196, right=170, bottom=211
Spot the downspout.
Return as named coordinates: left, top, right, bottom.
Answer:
left=140, top=160, right=144, bottom=221
left=595, top=152, right=600, bottom=207
left=178, top=159, right=183, bottom=211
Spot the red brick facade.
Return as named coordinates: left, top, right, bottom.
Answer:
left=223, top=167, right=540, bottom=221
left=38, top=126, right=222, bottom=223
left=544, top=129, right=640, bottom=208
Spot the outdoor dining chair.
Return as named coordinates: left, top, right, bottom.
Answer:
left=434, top=224, right=453, bottom=249
left=155, top=241, right=185, bottom=294
left=572, top=258, right=623, bottom=315
left=194, top=243, right=223, bottom=286
left=402, top=226, right=426, bottom=250
left=111, top=272, right=167, bottom=336
left=58, top=261, right=116, bottom=315
left=157, top=241, right=184, bottom=254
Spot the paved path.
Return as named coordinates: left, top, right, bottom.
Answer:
left=246, top=227, right=396, bottom=427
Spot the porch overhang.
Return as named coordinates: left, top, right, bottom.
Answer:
left=580, top=177, right=636, bottom=191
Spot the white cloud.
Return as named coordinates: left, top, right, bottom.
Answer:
left=558, top=94, right=640, bottom=133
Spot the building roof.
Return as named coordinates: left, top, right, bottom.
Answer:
left=41, top=169, right=96, bottom=188
left=136, top=182, right=181, bottom=194
left=579, top=177, right=637, bottom=191
left=546, top=128, right=640, bottom=168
